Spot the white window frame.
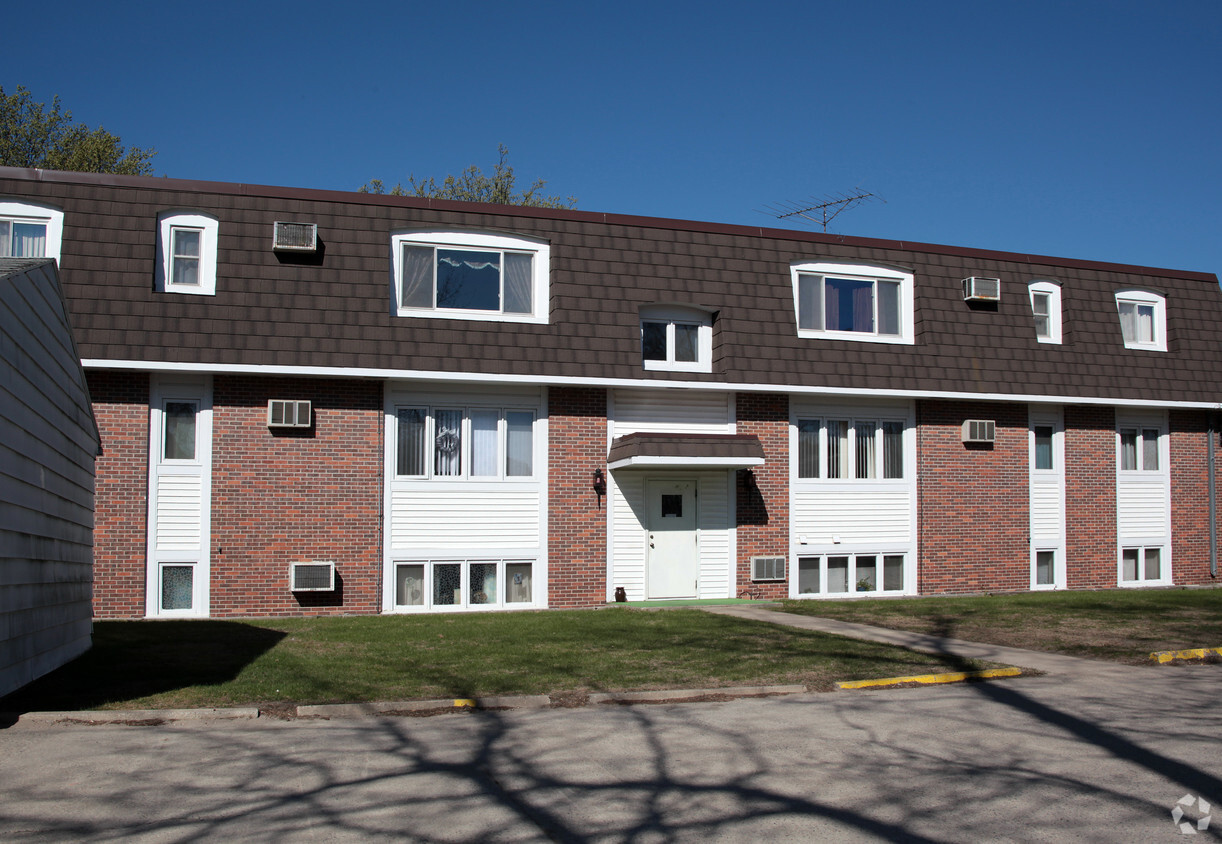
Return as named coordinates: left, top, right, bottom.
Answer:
left=0, top=200, right=64, bottom=262
left=794, top=416, right=907, bottom=481
left=391, top=230, right=550, bottom=324
left=156, top=211, right=219, bottom=295
left=1119, top=545, right=1167, bottom=586
left=1116, top=424, right=1165, bottom=474
left=791, top=261, right=914, bottom=345
left=640, top=305, right=713, bottom=373
left=394, top=404, right=538, bottom=481
left=1114, top=289, right=1166, bottom=352
left=793, top=553, right=909, bottom=597
left=391, top=558, right=537, bottom=612
left=1028, top=280, right=1062, bottom=344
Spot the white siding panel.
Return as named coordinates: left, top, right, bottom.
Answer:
left=391, top=487, right=541, bottom=551
left=792, top=487, right=911, bottom=545
left=610, top=474, right=647, bottom=598
left=1118, top=481, right=1169, bottom=540
left=1030, top=482, right=1062, bottom=543
left=613, top=389, right=732, bottom=435
left=697, top=476, right=731, bottom=598
left=155, top=475, right=203, bottom=551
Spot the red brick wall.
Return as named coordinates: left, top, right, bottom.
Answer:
left=209, top=376, right=383, bottom=616
left=547, top=387, right=608, bottom=607
left=735, top=393, right=790, bottom=599
left=88, top=371, right=150, bottom=619
left=1170, top=410, right=1222, bottom=586
left=1064, top=406, right=1117, bottom=588
left=917, top=400, right=1029, bottom=594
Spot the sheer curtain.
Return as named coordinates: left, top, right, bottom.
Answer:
left=503, top=253, right=533, bottom=314
left=470, top=411, right=498, bottom=476
left=401, top=245, right=434, bottom=308
left=434, top=410, right=462, bottom=476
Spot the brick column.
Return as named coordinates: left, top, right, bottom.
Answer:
left=1064, top=405, right=1117, bottom=588
left=735, top=393, right=790, bottom=599
left=88, top=370, right=150, bottom=619
left=209, top=376, right=383, bottom=616
left=917, top=400, right=1029, bottom=594
left=547, top=387, right=608, bottom=607
left=1170, top=409, right=1221, bottom=586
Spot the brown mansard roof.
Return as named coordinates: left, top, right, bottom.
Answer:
left=2, top=166, right=1219, bottom=405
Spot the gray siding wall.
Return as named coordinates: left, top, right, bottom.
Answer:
left=1, top=260, right=97, bottom=698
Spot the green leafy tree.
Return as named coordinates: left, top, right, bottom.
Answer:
left=0, top=85, right=156, bottom=175
left=360, top=145, right=575, bottom=208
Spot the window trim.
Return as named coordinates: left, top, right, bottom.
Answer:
left=394, top=404, right=538, bottom=481
left=1028, top=280, right=1062, bottom=344
left=794, top=552, right=909, bottom=597
left=791, top=261, right=914, bottom=345
left=391, top=230, right=550, bottom=324
left=1116, top=423, right=1165, bottom=475
left=794, top=415, right=907, bottom=481
left=640, top=305, right=714, bottom=373
left=156, top=211, right=219, bottom=295
left=1114, top=289, right=1166, bottom=352
left=1118, top=545, right=1168, bottom=587
left=0, top=199, right=64, bottom=262
left=391, top=558, right=537, bottom=612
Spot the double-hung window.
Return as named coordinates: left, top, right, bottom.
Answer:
left=1028, top=281, right=1062, bottom=344
left=792, top=262, right=914, bottom=344
left=156, top=211, right=219, bottom=295
left=1115, top=289, right=1166, bottom=351
left=396, top=406, right=536, bottom=480
left=797, top=417, right=904, bottom=480
left=1118, top=426, right=1161, bottom=472
left=0, top=200, right=64, bottom=261
left=640, top=305, right=713, bottom=372
left=393, top=231, right=549, bottom=323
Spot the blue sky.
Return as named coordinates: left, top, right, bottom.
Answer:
left=7, top=0, right=1221, bottom=275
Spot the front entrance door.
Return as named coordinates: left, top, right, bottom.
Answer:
left=646, top=479, right=698, bottom=599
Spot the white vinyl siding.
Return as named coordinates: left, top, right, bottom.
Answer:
left=790, top=399, right=916, bottom=597
left=611, top=389, right=733, bottom=435
left=154, top=475, right=204, bottom=550
left=1029, top=408, right=1066, bottom=590
left=607, top=471, right=734, bottom=602
left=1115, top=411, right=1171, bottom=586
left=383, top=383, right=546, bottom=612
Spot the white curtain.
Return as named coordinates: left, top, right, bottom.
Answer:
left=470, top=411, right=498, bottom=476
left=401, top=245, right=434, bottom=308
left=503, top=252, right=533, bottom=314
left=855, top=422, right=876, bottom=479
left=506, top=412, right=533, bottom=476
left=11, top=222, right=46, bottom=258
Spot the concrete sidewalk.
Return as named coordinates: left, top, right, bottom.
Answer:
left=699, top=604, right=1146, bottom=680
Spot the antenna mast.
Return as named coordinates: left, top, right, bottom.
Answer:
left=761, top=189, right=883, bottom=232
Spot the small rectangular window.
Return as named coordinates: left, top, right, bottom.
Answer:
left=798, top=557, right=820, bottom=594
left=433, top=409, right=463, bottom=476
left=883, top=555, right=905, bottom=591
left=1034, top=426, right=1054, bottom=471
left=505, top=562, right=533, bottom=603
left=170, top=227, right=202, bottom=286
left=797, top=420, right=819, bottom=478
left=396, top=408, right=427, bottom=476
left=1035, top=550, right=1055, bottom=586
left=826, top=421, right=848, bottom=479
left=1120, top=427, right=1160, bottom=472
left=827, top=556, right=849, bottom=593
left=395, top=564, right=425, bottom=606
left=1032, top=293, right=1051, bottom=339
left=1120, top=429, right=1138, bottom=471
left=470, top=410, right=499, bottom=477
left=882, top=421, right=904, bottom=479
left=163, top=402, right=197, bottom=460
left=1142, top=428, right=1160, bottom=471
left=641, top=322, right=667, bottom=361
left=505, top=412, right=534, bottom=477
left=855, top=422, right=876, bottom=479
left=160, top=564, right=194, bottom=610
left=674, top=324, right=699, bottom=362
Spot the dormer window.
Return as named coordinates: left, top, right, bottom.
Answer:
left=392, top=231, right=549, bottom=324
left=791, top=262, right=914, bottom=345
left=640, top=305, right=713, bottom=372
left=1115, top=289, right=1166, bottom=351
left=0, top=200, right=64, bottom=262
left=156, top=211, right=219, bottom=295
left=1028, top=280, right=1062, bottom=344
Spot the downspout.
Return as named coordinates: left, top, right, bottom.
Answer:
left=1209, top=413, right=1218, bottom=578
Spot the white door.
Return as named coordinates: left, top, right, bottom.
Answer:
left=646, top=479, right=698, bottom=599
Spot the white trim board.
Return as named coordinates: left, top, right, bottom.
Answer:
left=82, top=358, right=1222, bottom=411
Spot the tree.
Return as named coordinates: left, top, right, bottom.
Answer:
left=360, top=145, right=575, bottom=208
left=0, top=85, right=156, bottom=175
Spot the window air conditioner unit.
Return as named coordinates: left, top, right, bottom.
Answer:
left=268, top=399, right=311, bottom=428
left=962, top=276, right=1001, bottom=302
left=272, top=221, right=318, bottom=252
left=962, top=419, right=996, bottom=444
left=751, top=555, right=786, bottom=582
left=290, top=561, right=335, bottom=592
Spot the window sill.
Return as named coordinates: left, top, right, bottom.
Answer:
left=396, top=307, right=546, bottom=325
left=796, top=329, right=913, bottom=345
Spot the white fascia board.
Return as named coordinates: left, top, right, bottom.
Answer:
left=82, top=358, right=1222, bottom=411
left=607, top=455, right=766, bottom=471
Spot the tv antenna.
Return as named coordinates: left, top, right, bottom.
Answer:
left=761, top=189, right=883, bottom=232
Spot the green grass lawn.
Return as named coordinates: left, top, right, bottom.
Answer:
left=1, top=608, right=1001, bottom=712
left=778, top=587, right=1222, bottom=664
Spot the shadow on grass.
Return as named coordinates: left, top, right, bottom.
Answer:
left=0, top=620, right=285, bottom=722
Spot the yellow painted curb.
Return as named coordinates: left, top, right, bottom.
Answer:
left=453, top=699, right=476, bottom=708
left=1150, top=646, right=1222, bottom=664
left=837, top=667, right=1022, bottom=690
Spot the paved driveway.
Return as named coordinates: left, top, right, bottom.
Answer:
left=2, top=652, right=1220, bottom=842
